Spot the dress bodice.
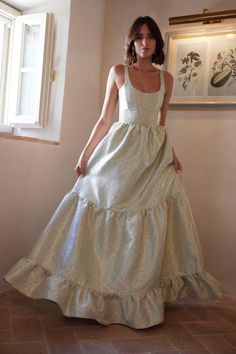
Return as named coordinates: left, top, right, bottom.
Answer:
left=118, top=65, right=165, bottom=127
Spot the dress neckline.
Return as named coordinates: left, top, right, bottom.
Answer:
left=126, top=66, right=162, bottom=94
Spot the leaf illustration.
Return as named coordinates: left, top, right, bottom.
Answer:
left=179, top=67, right=187, bottom=74
left=211, top=48, right=236, bottom=88
left=178, top=51, right=202, bottom=90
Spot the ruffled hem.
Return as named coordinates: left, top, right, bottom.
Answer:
left=4, top=256, right=225, bottom=329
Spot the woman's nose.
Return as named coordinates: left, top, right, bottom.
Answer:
left=142, top=37, right=147, bottom=44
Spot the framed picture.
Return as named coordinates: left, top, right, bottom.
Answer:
left=165, top=26, right=236, bottom=105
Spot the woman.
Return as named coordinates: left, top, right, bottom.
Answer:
left=4, top=16, right=224, bottom=329
left=75, top=17, right=181, bottom=177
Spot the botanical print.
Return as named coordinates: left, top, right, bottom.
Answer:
left=178, top=51, right=202, bottom=90
left=211, top=49, right=236, bottom=87
left=172, top=42, right=206, bottom=97
left=208, top=40, right=236, bottom=96
left=167, top=29, right=236, bottom=104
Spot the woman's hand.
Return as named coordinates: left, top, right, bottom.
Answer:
left=172, top=147, right=182, bottom=173
left=75, top=151, right=89, bottom=177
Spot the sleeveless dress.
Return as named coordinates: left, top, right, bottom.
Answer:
left=4, top=65, right=224, bottom=329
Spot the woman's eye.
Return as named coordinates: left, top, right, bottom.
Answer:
left=134, top=34, right=155, bottom=41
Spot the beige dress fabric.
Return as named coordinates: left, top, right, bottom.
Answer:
left=4, top=66, right=225, bottom=329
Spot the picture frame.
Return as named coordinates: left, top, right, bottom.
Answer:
left=165, top=26, right=236, bottom=105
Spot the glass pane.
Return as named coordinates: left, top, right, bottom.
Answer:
left=22, top=24, right=40, bottom=67
left=18, top=72, right=38, bottom=116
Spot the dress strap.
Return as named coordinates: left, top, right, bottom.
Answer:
left=124, top=65, right=129, bottom=84
left=160, top=70, right=165, bottom=91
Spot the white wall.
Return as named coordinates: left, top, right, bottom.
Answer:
left=0, top=0, right=106, bottom=291
left=101, top=0, right=236, bottom=295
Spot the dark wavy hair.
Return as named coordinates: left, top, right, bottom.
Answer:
left=124, top=16, right=165, bottom=66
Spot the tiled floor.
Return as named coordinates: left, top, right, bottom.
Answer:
left=0, top=289, right=235, bottom=354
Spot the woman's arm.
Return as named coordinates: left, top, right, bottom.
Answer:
left=75, top=66, right=119, bottom=177
left=158, top=71, right=182, bottom=173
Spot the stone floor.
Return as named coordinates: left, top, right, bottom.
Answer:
left=0, top=289, right=235, bottom=354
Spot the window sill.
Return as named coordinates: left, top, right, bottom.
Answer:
left=0, top=124, right=13, bottom=133
left=0, top=132, right=60, bottom=145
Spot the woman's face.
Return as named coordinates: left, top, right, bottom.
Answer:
left=133, top=24, right=156, bottom=60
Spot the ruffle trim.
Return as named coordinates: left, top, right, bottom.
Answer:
left=4, top=256, right=225, bottom=329
left=70, top=189, right=185, bottom=216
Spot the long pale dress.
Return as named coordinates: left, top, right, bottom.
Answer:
left=4, top=65, right=224, bottom=329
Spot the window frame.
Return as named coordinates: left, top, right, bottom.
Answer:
left=0, top=1, right=54, bottom=132
left=0, top=2, right=20, bottom=132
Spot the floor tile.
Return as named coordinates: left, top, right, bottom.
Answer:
left=0, top=342, right=49, bottom=354
left=153, top=323, right=205, bottom=351
left=44, top=327, right=82, bottom=354
left=75, top=323, right=138, bottom=340
left=211, top=307, right=236, bottom=328
left=182, top=320, right=235, bottom=335
left=177, top=351, right=210, bottom=354
left=79, top=340, right=119, bottom=354
left=0, top=330, right=12, bottom=343
left=0, top=292, right=11, bottom=308
left=0, top=289, right=235, bottom=354
left=134, top=322, right=166, bottom=337
left=12, top=317, right=44, bottom=342
left=167, top=335, right=206, bottom=352
left=8, top=296, right=35, bottom=307
left=222, top=334, right=236, bottom=349
left=111, top=336, right=175, bottom=353
left=30, top=300, right=63, bottom=317
left=10, top=302, right=61, bottom=318
left=207, top=295, right=236, bottom=310
left=164, top=304, right=198, bottom=322
left=195, top=334, right=236, bottom=353
left=150, top=351, right=181, bottom=354
left=7, top=289, right=35, bottom=306
left=0, top=309, right=11, bottom=330
left=10, top=304, right=38, bottom=317
left=7, top=289, right=25, bottom=298
left=40, top=315, right=99, bottom=329
left=180, top=302, right=224, bottom=321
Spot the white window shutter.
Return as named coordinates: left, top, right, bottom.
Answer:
left=7, top=12, right=53, bottom=128
left=0, top=17, right=11, bottom=121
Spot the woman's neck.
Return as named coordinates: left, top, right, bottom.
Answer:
left=131, top=59, right=155, bottom=72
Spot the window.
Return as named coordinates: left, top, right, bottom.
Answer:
left=0, top=2, right=19, bottom=132
left=0, top=1, right=53, bottom=133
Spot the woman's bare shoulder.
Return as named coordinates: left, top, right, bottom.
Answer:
left=110, top=64, right=126, bottom=89
left=110, top=64, right=125, bottom=76
left=162, top=70, right=173, bottom=81
left=162, top=70, right=174, bottom=92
